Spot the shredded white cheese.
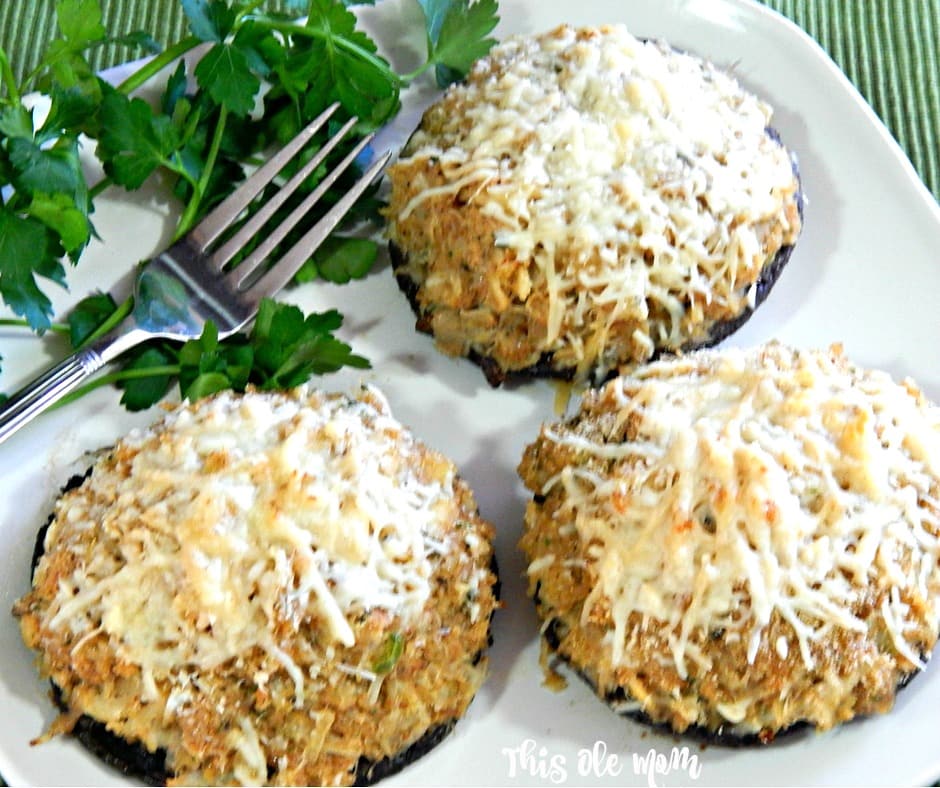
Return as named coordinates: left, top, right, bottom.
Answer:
left=530, top=343, right=940, bottom=677
left=40, top=386, right=458, bottom=704
left=392, top=25, right=801, bottom=376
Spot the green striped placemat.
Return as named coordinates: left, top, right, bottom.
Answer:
left=0, top=0, right=937, bottom=200
left=763, top=0, right=939, bottom=200
left=0, top=0, right=192, bottom=83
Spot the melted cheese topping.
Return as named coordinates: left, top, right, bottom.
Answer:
left=528, top=344, right=940, bottom=677
left=39, top=386, right=460, bottom=704
left=391, top=25, right=801, bottom=376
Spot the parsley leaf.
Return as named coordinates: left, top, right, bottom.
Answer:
left=0, top=0, right=501, bottom=402
left=161, top=61, right=189, bottom=117
left=416, top=0, right=451, bottom=50
left=232, top=22, right=285, bottom=78
left=0, top=105, right=33, bottom=139
left=26, top=192, right=92, bottom=257
left=194, top=43, right=260, bottom=117
left=64, top=298, right=368, bottom=411
left=39, top=83, right=101, bottom=141
left=7, top=137, right=82, bottom=195
left=178, top=321, right=252, bottom=400
left=180, top=0, right=236, bottom=43
left=55, top=0, right=107, bottom=50
left=250, top=298, right=368, bottom=390
left=97, top=86, right=182, bottom=188
left=0, top=211, right=66, bottom=331
left=423, top=0, right=499, bottom=85
left=117, top=345, right=177, bottom=410
left=37, top=0, right=106, bottom=92
left=372, top=632, right=404, bottom=674
left=294, top=0, right=400, bottom=126
left=67, top=291, right=117, bottom=347
left=295, top=235, right=377, bottom=284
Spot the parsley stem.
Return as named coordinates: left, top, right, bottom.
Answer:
left=53, top=364, right=181, bottom=410
left=0, top=318, right=69, bottom=335
left=89, top=176, right=114, bottom=200
left=399, top=62, right=434, bottom=84
left=258, top=20, right=404, bottom=87
left=0, top=48, right=19, bottom=104
left=79, top=295, right=134, bottom=348
left=174, top=105, right=229, bottom=241
left=116, top=35, right=203, bottom=95
left=235, top=0, right=268, bottom=24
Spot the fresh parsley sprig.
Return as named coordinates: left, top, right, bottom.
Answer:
left=56, top=294, right=367, bottom=409
left=0, top=0, right=499, bottom=410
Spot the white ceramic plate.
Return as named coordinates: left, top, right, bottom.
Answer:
left=2, top=0, right=939, bottom=785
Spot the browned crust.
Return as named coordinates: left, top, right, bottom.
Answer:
left=52, top=682, right=463, bottom=787
left=535, top=605, right=923, bottom=747
left=393, top=262, right=575, bottom=387
left=51, top=677, right=461, bottom=788
left=533, top=583, right=924, bottom=747
left=517, top=363, right=937, bottom=743
left=390, top=127, right=803, bottom=388
left=22, top=459, right=500, bottom=785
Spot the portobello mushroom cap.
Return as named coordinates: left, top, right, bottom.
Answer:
left=386, top=25, right=804, bottom=386
left=518, top=343, right=940, bottom=742
left=15, top=387, right=499, bottom=786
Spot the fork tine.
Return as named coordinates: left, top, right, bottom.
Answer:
left=243, top=148, right=392, bottom=303
left=226, top=131, right=382, bottom=290
left=188, top=102, right=341, bottom=251
left=209, top=115, right=360, bottom=272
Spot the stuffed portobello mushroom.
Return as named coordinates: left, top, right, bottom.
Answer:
left=387, top=24, right=803, bottom=386
left=518, top=343, right=940, bottom=742
left=14, top=386, right=498, bottom=786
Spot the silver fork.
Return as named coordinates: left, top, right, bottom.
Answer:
left=0, top=102, right=391, bottom=446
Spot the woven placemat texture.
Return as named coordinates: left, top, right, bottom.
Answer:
left=763, top=0, right=939, bottom=199
left=0, top=0, right=187, bottom=78
left=0, top=0, right=937, bottom=199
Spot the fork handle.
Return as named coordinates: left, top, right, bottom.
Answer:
left=0, top=329, right=144, bottom=446
left=0, top=346, right=108, bottom=445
